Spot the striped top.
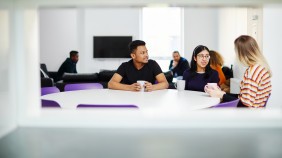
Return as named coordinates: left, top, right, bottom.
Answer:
left=239, top=64, right=272, bottom=108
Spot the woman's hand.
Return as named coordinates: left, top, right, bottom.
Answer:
left=206, top=86, right=226, bottom=99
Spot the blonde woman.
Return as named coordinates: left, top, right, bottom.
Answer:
left=206, top=35, right=272, bottom=108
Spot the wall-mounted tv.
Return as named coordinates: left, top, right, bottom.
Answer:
left=93, top=36, right=132, bottom=58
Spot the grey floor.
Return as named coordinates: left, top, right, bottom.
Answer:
left=0, top=127, right=282, bottom=158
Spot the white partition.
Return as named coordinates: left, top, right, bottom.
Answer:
left=263, top=5, right=282, bottom=109
left=0, top=8, right=18, bottom=138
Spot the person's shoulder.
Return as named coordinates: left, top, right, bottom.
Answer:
left=184, top=68, right=190, bottom=72
left=148, top=59, right=156, bottom=63
left=122, top=59, right=133, bottom=65
left=210, top=68, right=218, bottom=73
left=181, top=57, right=187, bottom=61
left=64, top=58, right=72, bottom=63
left=148, top=59, right=159, bottom=65
left=250, top=64, right=265, bottom=73
left=210, top=68, right=219, bottom=76
left=249, top=64, right=270, bottom=79
left=61, top=58, right=69, bottom=65
left=179, top=57, right=187, bottom=62
left=183, top=68, right=192, bottom=75
left=120, top=59, right=133, bottom=66
left=183, top=68, right=192, bottom=79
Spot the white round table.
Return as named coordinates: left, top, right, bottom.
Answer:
left=41, top=89, right=220, bottom=111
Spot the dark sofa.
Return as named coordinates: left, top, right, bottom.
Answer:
left=55, top=70, right=116, bottom=91
left=40, top=63, right=58, bottom=87
left=40, top=63, right=174, bottom=91
left=55, top=70, right=174, bottom=91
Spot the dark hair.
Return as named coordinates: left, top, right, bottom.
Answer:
left=69, top=50, right=79, bottom=57
left=128, top=40, right=146, bottom=54
left=190, top=45, right=212, bottom=79
left=173, top=51, right=180, bottom=54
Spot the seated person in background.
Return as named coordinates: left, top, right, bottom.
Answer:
left=221, top=65, right=234, bottom=93
left=56, top=50, right=79, bottom=81
left=222, top=65, right=233, bottom=80
left=206, top=35, right=272, bottom=108
left=108, top=40, right=169, bottom=92
left=209, top=50, right=226, bottom=85
left=183, top=45, right=219, bottom=92
left=169, top=51, right=190, bottom=77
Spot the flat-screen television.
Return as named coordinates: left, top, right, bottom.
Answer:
left=93, top=36, right=132, bottom=58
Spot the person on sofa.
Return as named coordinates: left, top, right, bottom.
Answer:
left=169, top=50, right=190, bottom=77
left=56, top=50, right=79, bottom=81
left=108, top=40, right=169, bottom=92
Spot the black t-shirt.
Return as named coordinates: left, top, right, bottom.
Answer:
left=117, top=59, right=163, bottom=84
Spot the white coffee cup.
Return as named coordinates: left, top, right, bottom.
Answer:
left=175, top=80, right=185, bottom=91
left=204, top=83, right=218, bottom=93
left=137, top=80, right=145, bottom=92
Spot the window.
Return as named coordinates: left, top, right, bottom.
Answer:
left=142, top=7, right=183, bottom=60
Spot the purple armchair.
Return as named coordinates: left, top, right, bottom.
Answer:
left=77, top=104, right=138, bottom=108
left=41, top=87, right=60, bottom=96
left=212, top=99, right=239, bottom=108
left=41, top=87, right=61, bottom=108
left=64, top=83, right=103, bottom=91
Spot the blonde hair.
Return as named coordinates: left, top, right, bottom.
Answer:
left=209, top=50, right=224, bottom=67
left=234, top=35, right=272, bottom=77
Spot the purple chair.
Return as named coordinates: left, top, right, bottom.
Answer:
left=264, top=93, right=271, bottom=107
left=41, top=87, right=60, bottom=96
left=77, top=104, right=138, bottom=109
left=64, top=83, right=103, bottom=91
left=212, top=99, right=240, bottom=108
left=41, top=99, right=61, bottom=108
left=41, top=87, right=61, bottom=108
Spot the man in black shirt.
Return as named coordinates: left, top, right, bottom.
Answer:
left=169, top=51, right=189, bottom=77
left=56, top=50, right=79, bottom=81
left=108, top=40, right=168, bottom=91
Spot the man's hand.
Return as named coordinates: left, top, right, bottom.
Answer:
left=172, top=61, right=178, bottom=68
left=130, top=83, right=142, bottom=91
left=144, top=82, right=153, bottom=92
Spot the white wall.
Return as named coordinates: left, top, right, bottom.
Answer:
left=183, top=8, right=219, bottom=61
left=218, top=8, right=248, bottom=68
left=82, top=8, right=140, bottom=73
left=39, top=8, right=78, bottom=71
left=39, top=8, right=140, bottom=73
left=40, top=7, right=221, bottom=73
left=263, top=5, right=282, bottom=108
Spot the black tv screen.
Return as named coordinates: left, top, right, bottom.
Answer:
left=93, top=36, right=132, bottom=58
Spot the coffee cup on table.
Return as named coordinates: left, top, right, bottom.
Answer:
left=204, top=83, right=218, bottom=93
left=175, top=80, right=185, bottom=91
left=137, top=80, right=145, bottom=92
